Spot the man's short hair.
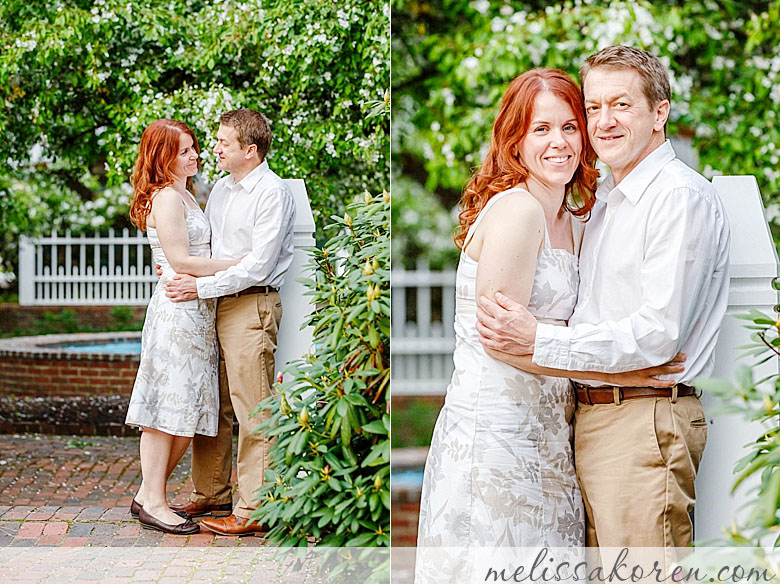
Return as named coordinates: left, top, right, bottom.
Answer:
left=219, top=108, right=272, bottom=160
left=579, top=46, right=671, bottom=107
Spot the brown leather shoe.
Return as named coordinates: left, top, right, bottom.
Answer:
left=169, top=501, right=232, bottom=519
left=130, top=498, right=142, bottom=518
left=138, top=507, right=200, bottom=535
left=199, top=514, right=268, bottom=537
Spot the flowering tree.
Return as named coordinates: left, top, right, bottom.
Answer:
left=393, top=0, right=780, bottom=266
left=0, top=0, right=389, bottom=275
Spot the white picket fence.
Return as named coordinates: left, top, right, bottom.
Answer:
left=18, top=229, right=157, bottom=305
left=391, top=262, right=457, bottom=395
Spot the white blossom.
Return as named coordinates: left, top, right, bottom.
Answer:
left=463, top=56, right=479, bottom=70
left=527, top=21, right=543, bottom=35
left=472, top=0, right=489, bottom=15
left=771, top=84, right=780, bottom=105
left=491, top=18, right=506, bottom=33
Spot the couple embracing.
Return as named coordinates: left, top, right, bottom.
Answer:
left=417, top=45, right=731, bottom=559
left=124, top=108, right=296, bottom=536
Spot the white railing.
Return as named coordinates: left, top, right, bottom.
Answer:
left=18, top=229, right=157, bottom=306
left=391, top=262, right=456, bottom=395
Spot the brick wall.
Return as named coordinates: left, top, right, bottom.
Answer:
left=0, top=356, right=138, bottom=397
left=0, top=332, right=142, bottom=399
left=391, top=446, right=427, bottom=547
left=391, top=500, right=421, bottom=547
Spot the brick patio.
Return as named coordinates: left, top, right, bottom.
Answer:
left=0, top=433, right=266, bottom=548
left=0, top=435, right=391, bottom=582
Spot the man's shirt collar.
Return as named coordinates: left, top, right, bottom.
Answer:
left=225, top=159, right=269, bottom=192
left=596, top=140, right=676, bottom=205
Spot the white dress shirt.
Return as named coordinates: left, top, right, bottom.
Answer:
left=195, top=160, right=296, bottom=298
left=532, top=141, right=731, bottom=384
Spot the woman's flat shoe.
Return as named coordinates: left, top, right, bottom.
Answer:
left=130, top=499, right=142, bottom=518
left=138, top=507, right=200, bottom=535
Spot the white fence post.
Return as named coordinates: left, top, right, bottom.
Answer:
left=18, top=236, right=35, bottom=305
left=276, top=179, right=316, bottom=376
left=695, top=175, right=780, bottom=540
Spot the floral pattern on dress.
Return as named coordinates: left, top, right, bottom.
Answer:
left=416, top=189, right=584, bottom=582
left=125, top=205, right=219, bottom=437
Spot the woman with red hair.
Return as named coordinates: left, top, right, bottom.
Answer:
left=124, top=120, right=241, bottom=535
left=415, top=69, right=677, bottom=562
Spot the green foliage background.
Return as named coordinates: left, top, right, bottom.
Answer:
left=393, top=0, right=780, bottom=268
left=0, top=0, right=389, bottom=274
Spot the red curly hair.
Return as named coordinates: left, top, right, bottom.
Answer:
left=129, top=119, right=200, bottom=232
left=454, top=68, right=598, bottom=249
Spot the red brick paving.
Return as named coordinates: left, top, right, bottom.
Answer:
left=0, top=434, right=375, bottom=583
left=0, top=433, right=268, bottom=548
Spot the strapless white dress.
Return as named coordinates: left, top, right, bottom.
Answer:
left=125, top=201, right=219, bottom=437
left=415, top=189, right=585, bottom=581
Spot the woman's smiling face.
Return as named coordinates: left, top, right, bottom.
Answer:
left=171, top=132, right=199, bottom=180
left=518, top=92, right=583, bottom=191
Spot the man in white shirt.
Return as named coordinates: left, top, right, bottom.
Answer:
left=477, top=46, right=730, bottom=547
left=165, top=108, right=296, bottom=536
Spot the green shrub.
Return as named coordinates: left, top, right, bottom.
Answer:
left=109, top=306, right=142, bottom=331
left=35, top=309, right=83, bottom=335
left=0, top=306, right=143, bottom=337
left=390, top=397, right=443, bottom=449
left=252, top=190, right=390, bottom=547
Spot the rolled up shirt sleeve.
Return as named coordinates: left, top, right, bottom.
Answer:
left=196, top=187, right=296, bottom=299
left=533, top=187, right=724, bottom=373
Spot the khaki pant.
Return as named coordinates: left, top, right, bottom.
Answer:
left=190, top=291, right=282, bottom=519
left=574, top=395, right=707, bottom=547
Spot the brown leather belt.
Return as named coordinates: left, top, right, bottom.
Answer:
left=573, top=382, right=697, bottom=405
left=229, top=285, right=276, bottom=298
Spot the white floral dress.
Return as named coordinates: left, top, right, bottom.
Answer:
left=416, top=189, right=584, bottom=579
left=125, top=195, right=219, bottom=437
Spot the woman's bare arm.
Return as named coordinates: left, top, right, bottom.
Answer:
left=150, top=188, right=240, bottom=276
left=471, top=192, right=545, bottom=312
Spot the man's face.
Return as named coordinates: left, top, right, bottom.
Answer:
left=214, top=124, right=248, bottom=174
left=583, top=67, right=668, bottom=183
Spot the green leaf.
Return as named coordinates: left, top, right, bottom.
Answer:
left=340, top=413, right=352, bottom=446
left=361, top=440, right=389, bottom=467
left=342, top=444, right=358, bottom=467
left=344, top=392, right=369, bottom=406
left=344, top=532, right=375, bottom=547
left=362, top=419, right=388, bottom=435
